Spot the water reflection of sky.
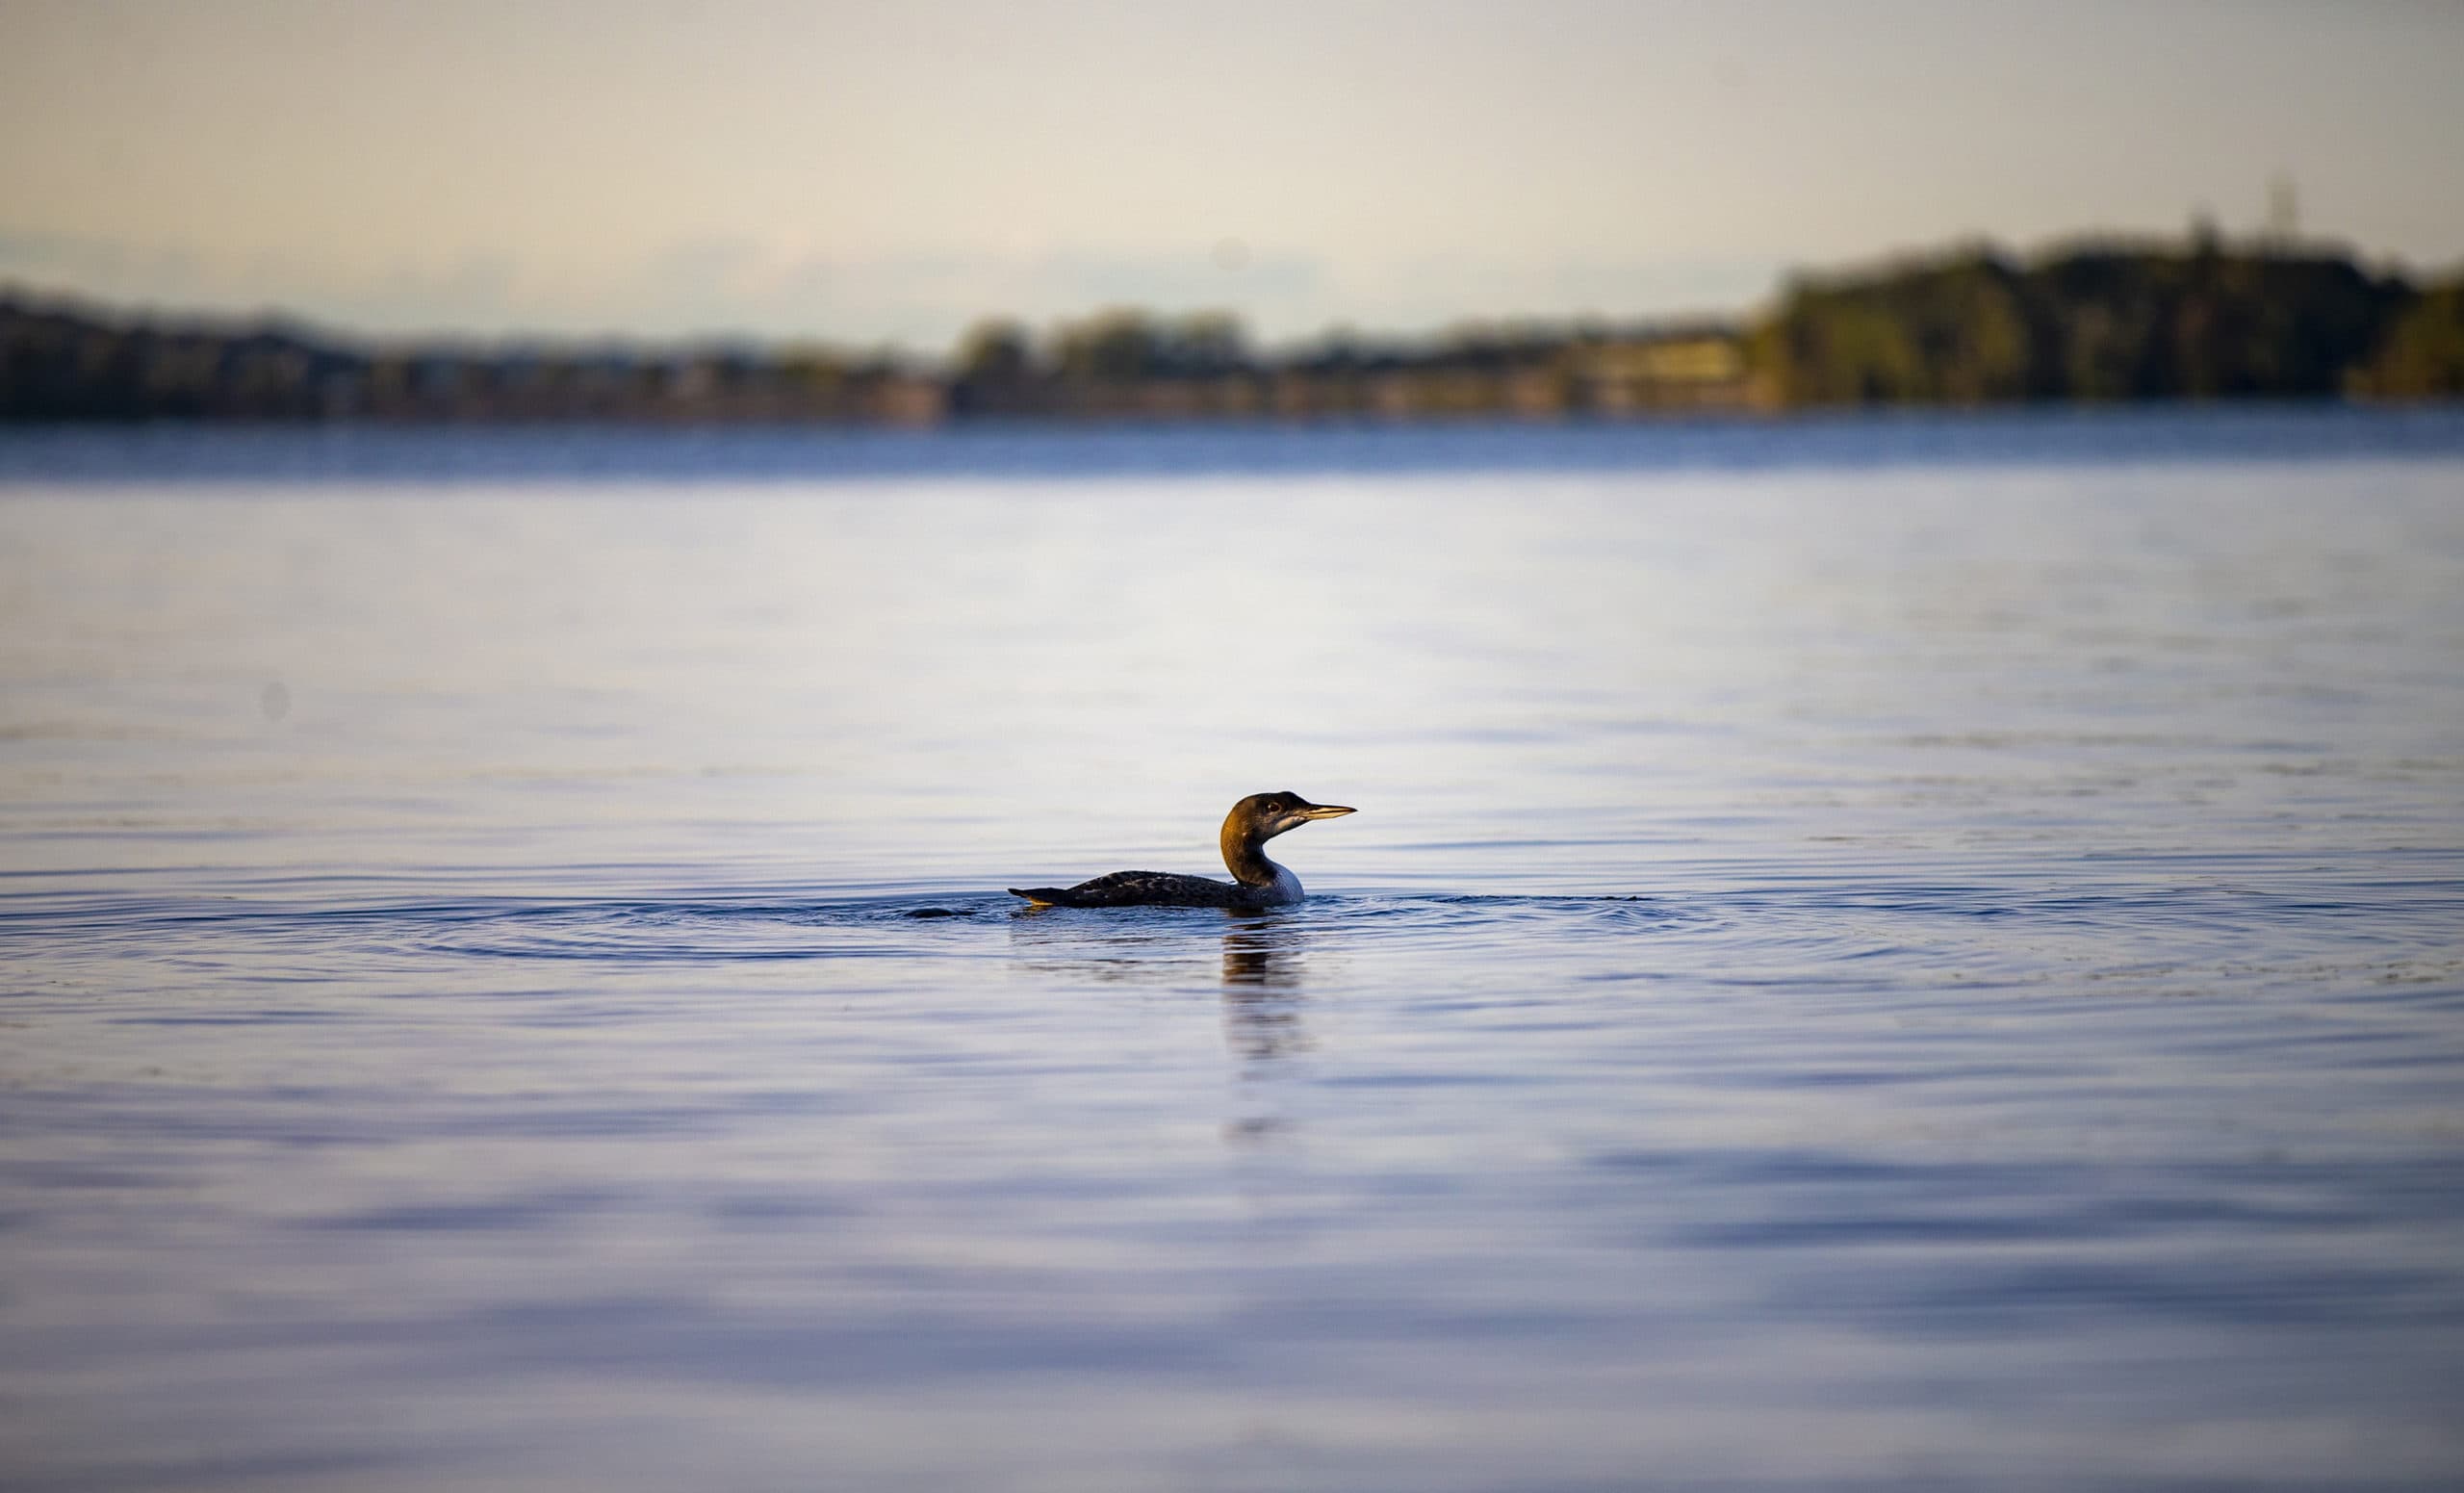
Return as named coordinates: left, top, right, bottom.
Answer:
left=4, top=419, right=2464, bottom=1489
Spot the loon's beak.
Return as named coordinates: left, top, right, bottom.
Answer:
left=1297, top=803, right=1356, bottom=820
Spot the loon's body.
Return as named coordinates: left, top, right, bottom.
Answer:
left=1010, top=791, right=1355, bottom=910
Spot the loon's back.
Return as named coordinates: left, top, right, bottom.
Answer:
left=1009, top=870, right=1283, bottom=910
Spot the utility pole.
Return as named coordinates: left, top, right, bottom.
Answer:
left=2266, top=174, right=2299, bottom=250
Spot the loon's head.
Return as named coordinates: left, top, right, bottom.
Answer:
left=1227, top=790, right=1356, bottom=844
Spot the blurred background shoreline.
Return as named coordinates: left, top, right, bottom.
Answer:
left=8, top=227, right=2461, bottom=426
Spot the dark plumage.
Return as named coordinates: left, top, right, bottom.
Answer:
left=1010, top=791, right=1356, bottom=910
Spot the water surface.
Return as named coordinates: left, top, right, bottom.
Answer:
left=5, top=412, right=2463, bottom=1490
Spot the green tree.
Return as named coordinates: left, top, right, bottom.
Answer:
left=2353, top=280, right=2464, bottom=398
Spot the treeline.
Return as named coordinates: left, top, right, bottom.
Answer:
left=0, top=300, right=944, bottom=424
left=0, top=293, right=1748, bottom=425
left=1757, top=233, right=2463, bottom=404
left=945, top=310, right=1746, bottom=420
left=4, top=233, right=2459, bottom=424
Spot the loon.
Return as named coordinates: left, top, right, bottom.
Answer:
left=1010, top=791, right=1356, bottom=909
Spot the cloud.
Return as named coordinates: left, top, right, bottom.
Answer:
left=0, top=226, right=524, bottom=337
left=617, top=241, right=1334, bottom=347
left=1, top=227, right=1782, bottom=351
left=1322, top=254, right=1790, bottom=334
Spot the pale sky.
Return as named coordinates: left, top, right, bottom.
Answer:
left=3, top=0, right=2458, bottom=350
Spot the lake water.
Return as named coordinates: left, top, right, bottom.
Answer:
left=5, top=409, right=2463, bottom=1491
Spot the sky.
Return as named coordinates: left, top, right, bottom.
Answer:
left=2, top=0, right=2459, bottom=351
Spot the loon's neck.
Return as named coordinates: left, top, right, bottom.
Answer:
left=1220, top=823, right=1283, bottom=888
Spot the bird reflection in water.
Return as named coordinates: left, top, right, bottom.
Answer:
left=1001, top=907, right=1314, bottom=1141
left=1220, top=914, right=1310, bottom=1064
left=1220, top=914, right=1315, bottom=1151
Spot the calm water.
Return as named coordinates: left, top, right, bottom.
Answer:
left=5, top=411, right=2463, bottom=1491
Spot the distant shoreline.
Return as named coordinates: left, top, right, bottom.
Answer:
left=6, top=232, right=2459, bottom=424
